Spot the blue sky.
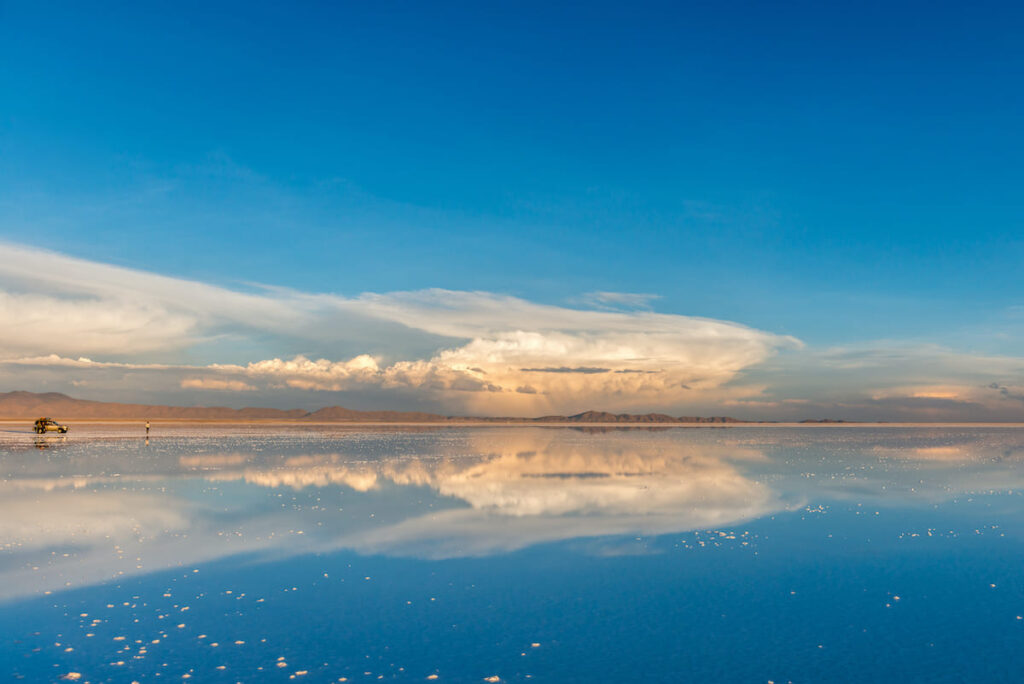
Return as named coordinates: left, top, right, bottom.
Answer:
left=1, top=1, right=1023, bottom=418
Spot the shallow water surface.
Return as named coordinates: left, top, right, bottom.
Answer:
left=2, top=425, right=1024, bottom=682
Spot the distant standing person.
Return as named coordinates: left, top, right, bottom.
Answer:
left=145, top=420, right=150, bottom=436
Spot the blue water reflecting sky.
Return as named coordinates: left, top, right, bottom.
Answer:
left=2, top=426, right=1024, bottom=681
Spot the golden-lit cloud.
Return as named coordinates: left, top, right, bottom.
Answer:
left=180, top=377, right=256, bottom=391
left=5, top=244, right=1024, bottom=419
left=0, top=244, right=797, bottom=413
left=200, top=317, right=793, bottom=412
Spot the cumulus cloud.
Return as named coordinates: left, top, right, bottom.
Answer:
left=0, top=244, right=798, bottom=413
left=218, top=355, right=382, bottom=390
left=5, top=244, right=1024, bottom=420
left=180, top=377, right=256, bottom=391
left=730, top=343, right=1024, bottom=421
left=12, top=244, right=1023, bottom=419
left=194, top=314, right=794, bottom=412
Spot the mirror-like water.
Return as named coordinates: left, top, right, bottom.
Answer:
left=2, top=425, right=1024, bottom=682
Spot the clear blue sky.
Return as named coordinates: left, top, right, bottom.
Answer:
left=1, top=1, right=1023, bottom=418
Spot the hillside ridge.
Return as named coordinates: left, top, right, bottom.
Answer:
left=0, top=390, right=750, bottom=423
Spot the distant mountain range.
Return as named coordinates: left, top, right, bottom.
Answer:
left=0, top=390, right=760, bottom=423
left=534, top=410, right=742, bottom=423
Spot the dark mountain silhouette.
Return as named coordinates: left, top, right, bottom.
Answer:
left=543, top=410, right=742, bottom=424
left=0, top=390, right=308, bottom=420
left=302, top=406, right=450, bottom=422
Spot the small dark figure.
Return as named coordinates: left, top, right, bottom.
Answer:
left=145, top=421, right=150, bottom=436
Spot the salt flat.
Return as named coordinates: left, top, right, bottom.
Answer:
left=3, top=426, right=1024, bottom=682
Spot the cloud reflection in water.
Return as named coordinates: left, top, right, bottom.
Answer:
left=2, top=426, right=1024, bottom=601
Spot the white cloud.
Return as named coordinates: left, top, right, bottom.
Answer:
left=0, top=291, right=196, bottom=356
left=4, top=354, right=176, bottom=369
left=4, top=243, right=1024, bottom=418
left=725, top=343, right=1024, bottom=421
left=180, top=377, right=256, bottom=391
left=194, top=315, right=793, bottom=412
left=0, top=244, right=798, bottom=413
left=0, top=243, right=316, bottom=358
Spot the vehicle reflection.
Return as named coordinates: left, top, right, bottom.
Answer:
left=32, top=435, right=68, bottom=450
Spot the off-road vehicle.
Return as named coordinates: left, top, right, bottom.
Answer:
left=33, top=417, right=69, bottom=434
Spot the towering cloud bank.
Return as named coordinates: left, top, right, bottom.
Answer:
left=6, top=243, right=1024, bottom=419
left=0, top=244, right=798, bottom=413
left=216, top=297, right=797, bottom=411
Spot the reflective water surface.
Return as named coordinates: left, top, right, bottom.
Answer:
left=3, top=425, right=1024, bottom=682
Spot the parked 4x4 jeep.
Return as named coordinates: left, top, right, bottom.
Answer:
left=33, top=417, right=69, bottom=434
